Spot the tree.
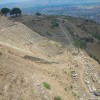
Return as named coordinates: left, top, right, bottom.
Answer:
left=35, top=12, right=41, bottom=16
left=10, top=8, right=22, bottom=16
left=1, top=8, right=11, bottom=16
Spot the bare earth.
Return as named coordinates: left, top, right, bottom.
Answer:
left=0, top=17, right=100, bottom=100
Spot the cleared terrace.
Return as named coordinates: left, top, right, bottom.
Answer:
left=0, top=19, right=46, bottom=52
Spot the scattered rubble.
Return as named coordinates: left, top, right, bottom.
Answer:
left=71, top=70, right=78, bottom=79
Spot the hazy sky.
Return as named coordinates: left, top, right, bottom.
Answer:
left=0, top=0, right=26, bottom=4
left=0, top=0, right=100, bottom=5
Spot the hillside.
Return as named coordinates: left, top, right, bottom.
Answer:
left=10, top=15, right=100, bottom=62
left=0, top=16, right=100, bottom=100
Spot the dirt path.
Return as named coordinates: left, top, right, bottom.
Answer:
left=59, top=22, right=76, bottom=53
left=59, top=23, right=72, bottom=45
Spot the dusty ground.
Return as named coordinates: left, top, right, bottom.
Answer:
left=10, top=15, right=100, bottom=63
left=0, top=17, right=100, bottom=100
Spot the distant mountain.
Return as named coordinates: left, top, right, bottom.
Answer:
left=0, top=1, right=100, bottom=9
left=0, top=1, right=100, bottom=22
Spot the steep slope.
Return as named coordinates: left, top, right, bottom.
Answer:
left=0, top=38, right=100, bottom=100
left=0, top=17, right=100, bottom=100
left=0, top=18, right=63, bottom=58
left=11, top=15, right=100, bottom=62
left=0, top=18, right=44, bottom=51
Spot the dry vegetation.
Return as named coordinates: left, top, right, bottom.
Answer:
left=10, top=15, right=100, bottom=63
left=0, top=16, right=100, bottom=100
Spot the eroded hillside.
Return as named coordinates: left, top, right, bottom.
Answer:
left=0, top=16, right=100, bottom=100
left=10, top=15, right=100, bottom=63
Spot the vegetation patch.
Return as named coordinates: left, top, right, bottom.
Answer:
left=1, top=7, right=22, bottom=16
left=88, top=53, right=100, bottom=64
left=76, top=23, right=100, bottom=41
left=54, top=96, right=62, bottom=100
left=43, top=82, right=51, bottom=90
left=72, top=91, right=77, bottom=96
left=73, top=38, right=86, bottom=49
left=1, top=8, right=11, bottom=16
left=51, top=19, right=59, bottom=29
left=46, top=31, right=52, bottom=36
left=35, top=12, right=42, bottom=16
left=67, top=27, right=74, bottom=36
left=93, top=34, right=100, bottom=40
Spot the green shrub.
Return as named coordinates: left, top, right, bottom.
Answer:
left=35, top=12, right=41, bottom=16
left=73, top=38, right=86, bottom=49
left=51, top=19, right=59, bottom=29
left=52, top=22, right=59, bottom=29
left=54, top=96, right=62, bottom=100
left=72, top=91, right=77, bottom=96
left=43, top=82, right=51, bottom=90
